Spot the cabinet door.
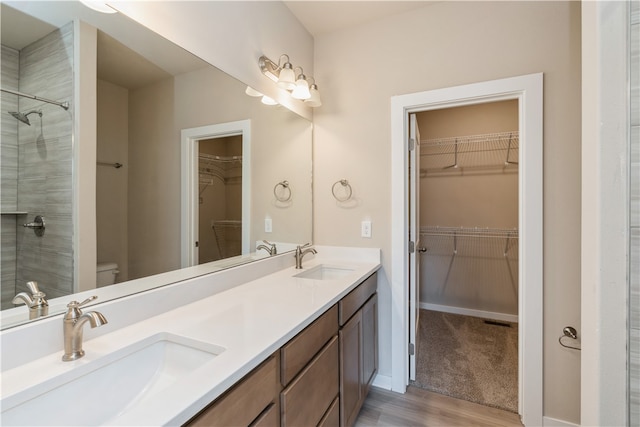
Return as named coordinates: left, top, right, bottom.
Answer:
left=362, top=294, right=378, bottom=392
left=339, top=310, right=362, bottom=427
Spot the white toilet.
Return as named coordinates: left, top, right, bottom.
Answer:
left=96, top=262, right=119, bottom=287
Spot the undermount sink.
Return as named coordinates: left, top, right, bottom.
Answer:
left=294, top=264, right=354, bottom=280
left=1, top=332, right=225, bottom=426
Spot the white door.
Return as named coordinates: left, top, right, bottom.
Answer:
left=409, top=113, right=422, bottom=381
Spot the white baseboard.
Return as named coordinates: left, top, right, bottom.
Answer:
left=543, top=416, right=579, bottom=427
left=420, top=302, right=519, bottom=324
left=371, top=373, right=392, bottom=391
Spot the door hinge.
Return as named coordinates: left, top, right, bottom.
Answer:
left=409, top=240, right=415, bottom=253
left=195, top=241, right=199, bottom=248
left=409, top=138, right=416, bottom=151
left=409, top=343, right=415, bottom=356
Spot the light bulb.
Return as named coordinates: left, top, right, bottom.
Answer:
left=291, top=76, right=310, bottom=100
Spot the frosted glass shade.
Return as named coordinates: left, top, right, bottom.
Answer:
left=305, top=85, right=322, bottom=107
left=291, top=78, right=310, bottom=100
left=261, top=96, right=278, bottom=105
left=245, top=86, right=263, bottom=97
left=277, top=66, right=296, bottom=90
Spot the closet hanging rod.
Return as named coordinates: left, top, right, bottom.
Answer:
left=421, top=131, right=519, bottom=147
left=1, top=88, right=69, bottom=110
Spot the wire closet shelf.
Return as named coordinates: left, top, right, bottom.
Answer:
left=420, top=226, right=519, bottom=258
left=198, top=153, right=242, bottom=190
left=420, top=131, right=519, bottom=172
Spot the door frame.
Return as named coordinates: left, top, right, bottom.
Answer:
left=180, top=120, right=251, bottom=267
left=390, top=73, right=543, bottom=426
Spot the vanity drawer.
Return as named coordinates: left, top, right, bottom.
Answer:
left=251, top=402, right=279, bottom=427
left=187, top=354, right=280, bottom=427
left=318, top=396, right=340, bottom=427
left=281, top=336, right=339, bottom=427
left=281, top=304, right=338, bottom=386
left=339, top=272, right=377, bottom=326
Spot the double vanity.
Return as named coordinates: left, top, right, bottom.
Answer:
left=0, top=246, right=380, bottom=426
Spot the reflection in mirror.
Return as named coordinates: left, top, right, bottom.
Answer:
left=0, top=2, right=312, bottom=329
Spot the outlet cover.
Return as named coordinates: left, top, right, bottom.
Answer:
left=361, top=220, right=372, bottom=238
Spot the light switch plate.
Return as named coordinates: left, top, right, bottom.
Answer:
left=265, top=218, right=272, bottom=233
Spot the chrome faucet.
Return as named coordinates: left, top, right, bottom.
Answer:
left=257, top=240, right=277, bottom=256
left=294, top=243, right=317, bottom=269
left=12, top=281, right=48, bottom=319
left=62, top=296, right=108, bottom=362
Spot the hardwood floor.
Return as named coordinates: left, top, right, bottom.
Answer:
left=354, top=386, right=524, bottom=427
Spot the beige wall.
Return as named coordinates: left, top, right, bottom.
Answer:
left=313, top=1, right=581, bottom=423
left=128, top=77, right=177, bottom=280
left=111, top=1, right=314, bottom=120
left=96, top=79, right=129, bottom=282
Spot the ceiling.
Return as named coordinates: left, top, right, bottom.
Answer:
left=283, top=1, right=435, bottom=37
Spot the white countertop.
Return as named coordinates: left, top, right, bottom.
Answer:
left=0, top=248, right=380, bottom=426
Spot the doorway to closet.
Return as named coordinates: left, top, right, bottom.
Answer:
left=409, top=100, right=519, bottom=413
left=391, top=74, right=543, bottom=426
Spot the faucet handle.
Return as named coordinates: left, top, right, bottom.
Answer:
left=67, top=295, right=98, bottom=309
left=65, top=296, right=98, bottom=320
left=26, top=281, right=41, bottom=295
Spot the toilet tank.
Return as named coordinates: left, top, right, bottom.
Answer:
left=97, top=262, right=119, bottom=287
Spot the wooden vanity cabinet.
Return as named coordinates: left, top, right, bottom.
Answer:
left=339, top=272, right=378, bottom=427
left=186, top=354, right=281, bottom=427
left=184, top=272, right=378, bottom=427
left=280, top=305, right=339, bottom=427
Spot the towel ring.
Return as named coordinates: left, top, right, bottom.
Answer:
left=274, top=180, right=292, bottom=202
left=332, top=179, right=352, bottom=202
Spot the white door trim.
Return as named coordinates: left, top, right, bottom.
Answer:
left=390, top=73, right=543, bottom=426
left=180, top=120, right=251, bottom=267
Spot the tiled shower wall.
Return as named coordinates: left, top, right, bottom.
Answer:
left=0, top=22, right=74, bottom=309
left=631, top=1, right=639, bottom=424
left=1, top=45, right=20, bottom=309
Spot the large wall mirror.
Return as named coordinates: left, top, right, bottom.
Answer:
left=0, top=1, right=312, bottom=329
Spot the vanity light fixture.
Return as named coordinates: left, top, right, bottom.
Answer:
left=79, top=0, right=117, bottom=14
left=259, top=54, right=321, bottom=107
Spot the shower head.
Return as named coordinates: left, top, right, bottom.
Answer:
left=8, top=110, right=42, bottom=126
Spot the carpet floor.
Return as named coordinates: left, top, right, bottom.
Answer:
left=410, top=309, right=518, bottom=413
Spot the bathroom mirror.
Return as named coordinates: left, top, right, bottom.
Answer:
left=0, top=2, right=312, bottom=329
